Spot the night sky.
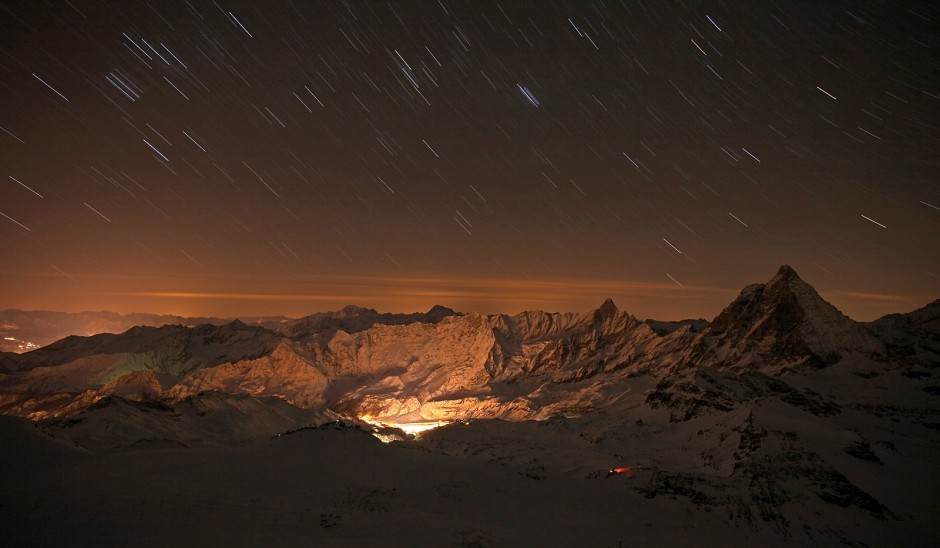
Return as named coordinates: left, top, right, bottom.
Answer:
left=1, top=1, right=937, bottom=321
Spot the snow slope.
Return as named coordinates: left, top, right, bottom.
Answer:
left=2, top=367, right=937, bottom=547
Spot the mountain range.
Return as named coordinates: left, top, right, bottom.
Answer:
left=1, top=265, right=937, bottom=545
left=1, top=265, right=933, bottom=424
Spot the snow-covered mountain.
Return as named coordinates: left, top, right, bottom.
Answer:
left=867, top=298, right=940, bottom=365
left=681, top=265, right=885, bottom=374
left=1, top=265, right=937, bottom=546
left=0, top=265, right=930, bottom=423
left=0, top=309, right=237, bottom=353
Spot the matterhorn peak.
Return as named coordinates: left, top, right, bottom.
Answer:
left=695, top=264, right=884, bottom=373
left=760, top=264, right=826, bottom=311
left=712, top=264, right=826, bottom=331
left=771, top=264, right=801, bottom=283
left=598, top=298, right=618, bottom=312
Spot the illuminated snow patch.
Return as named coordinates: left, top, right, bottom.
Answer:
left=360, top=415, right=450, bottom=442
left=395, top=421, right=450, bottom=435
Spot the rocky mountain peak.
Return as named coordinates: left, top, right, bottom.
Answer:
left=715, top=265, right=821, bottom=326
left=771, top=264, right=801, bottom=283
left=338, top=305, right=376, bottom=318
left=1, top=264, right=929, bottom=423
left=695, top=265, right=883, bottom=373
left=586, top=298, right=625, bottom=327
left=425, top=305, right=457, bottom=321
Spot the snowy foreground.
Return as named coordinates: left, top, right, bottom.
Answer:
left=2, top=358, right=938, bottom=547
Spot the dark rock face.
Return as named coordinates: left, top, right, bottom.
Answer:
left=686, top=265, right=881, bottom=374
left=645, top=368, right=842, bottom=423
left=645, top=372, right=737, bottom=423
left=638, top=428, right=897, bottom=541
left=282, top=305, right=458, bottom=342
left=845, top=440, right=883, bottom=465
left=708, top=280, right=812, bottom=356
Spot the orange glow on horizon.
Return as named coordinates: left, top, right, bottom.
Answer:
left=106, top=272, right=736, bottom=320
left=0, top=269, right=932, bottom=322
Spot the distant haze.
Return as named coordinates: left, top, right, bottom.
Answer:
left=1, top=270, right=930, bottom=322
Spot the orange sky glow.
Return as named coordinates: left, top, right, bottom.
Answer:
left=2, top=269, right=929, bottom=322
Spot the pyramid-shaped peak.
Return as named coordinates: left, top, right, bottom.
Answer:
left=598, top=298, right=618, bottom=312
left=425, top=305, right=457, bottom=322
left=701, top=261, right=883, bottom=373
left=771, top=264, right=802, bottom=283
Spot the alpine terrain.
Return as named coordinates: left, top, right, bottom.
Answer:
left=1, top=266, right=937, bottom=546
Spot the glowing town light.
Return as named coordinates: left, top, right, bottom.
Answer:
left=394, top=421, right=450, bottom=435
left=359, top=415, right=450, bottom=442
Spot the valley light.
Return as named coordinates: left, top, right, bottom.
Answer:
left=359, top=415, right=450, bottom=441
left=395, top=421, right=450, bottom=435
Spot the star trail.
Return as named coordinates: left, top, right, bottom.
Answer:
left=0, top=1, right=937, bottom=320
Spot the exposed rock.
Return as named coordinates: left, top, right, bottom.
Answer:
left=684, top=265, right=884, bottom=375
left=0, top=267, right=934, bottom=426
